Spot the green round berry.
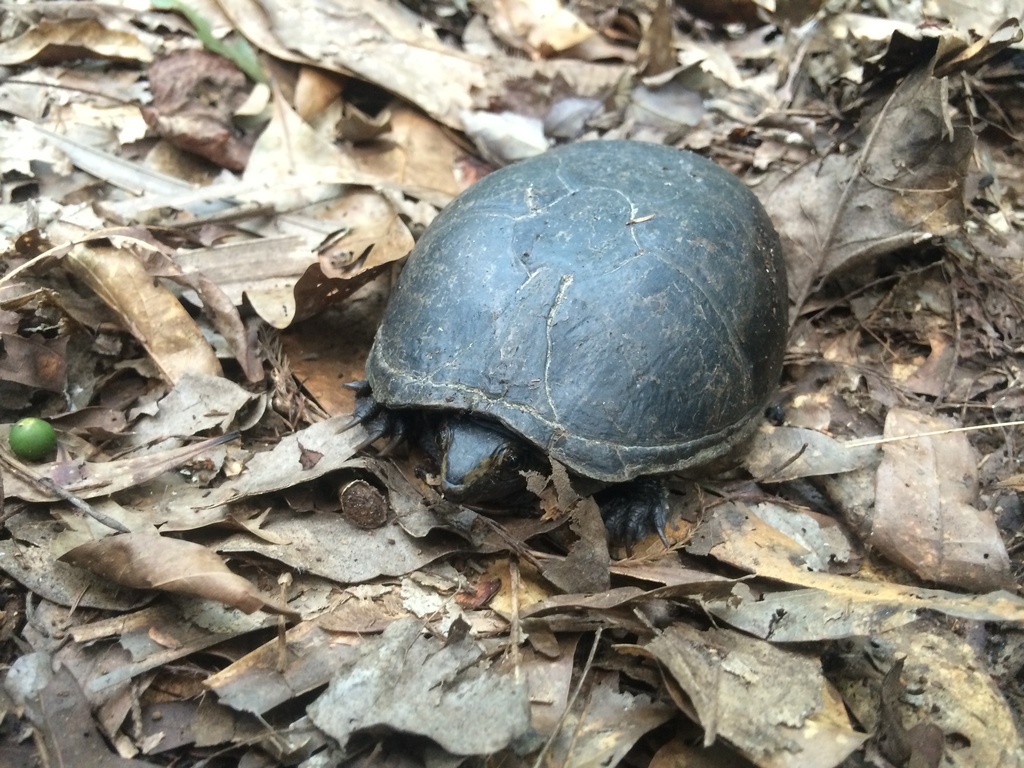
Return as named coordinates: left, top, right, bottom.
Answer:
left=9, top=418, right=57, bottom=461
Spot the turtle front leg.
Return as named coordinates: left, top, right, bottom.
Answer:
left=341, top=381, right=410, bottom=453
left=596, top=478, right=670, bottom=546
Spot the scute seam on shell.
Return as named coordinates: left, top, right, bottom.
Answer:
left=367, top=347, right=770, bottom=483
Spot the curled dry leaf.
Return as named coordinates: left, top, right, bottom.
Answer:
left=137, top=245, right=263, bottom=383
left=60, top=533, right=297, bottom=618
left=63, top=242, right=221, bottom=384
left=0, top=17, right=154, bottom=66
left=873, top=408, right=1012, bottom=591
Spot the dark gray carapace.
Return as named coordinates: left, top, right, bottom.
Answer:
left=366, top=140, right=788, bottom=485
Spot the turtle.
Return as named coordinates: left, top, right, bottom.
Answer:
left=347, top=139, right=788, bottom=540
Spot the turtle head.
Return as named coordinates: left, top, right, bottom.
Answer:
left=435, top=416, right=540, bottom=506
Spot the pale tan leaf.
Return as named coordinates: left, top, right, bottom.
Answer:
left=60, top=533, right=297, bottom=617
left=527, top=673, right=672, bottom=765
left=482, top=0, right=596, bottom=58
left=0, top=18, right=153, bottom=66
left=63, top=242, right=221, bottom=384
left=743, top=426, right=880, bottom=481
left=873, top=408, right=1012, bottom=591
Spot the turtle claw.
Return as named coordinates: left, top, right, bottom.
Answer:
left=340, top=380, right=410, bottom=453
left=597, top=478, right=670, bottom=546
left=341, top=381, right=381, bottom=425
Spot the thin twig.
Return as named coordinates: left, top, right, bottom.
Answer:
left=0, top=455, right=130, bottom=533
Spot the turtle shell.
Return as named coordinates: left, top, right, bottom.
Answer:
left=366, top=140, right=788, bottom=483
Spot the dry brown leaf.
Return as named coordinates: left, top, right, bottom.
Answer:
left=130, top=238, right=263, bottom=381
left=743, top=425, right=881, bottom=481
left=21, top=121, right=246, bottom=220
left=929, top=1, right=1023, bottom=34
left=639, top=0, right=677, bottom=76
left=637, top=625, right=865, bottom=765
left=520, top=586, right=655, bottom=619
left=691, top=501, right=1024, bottom=638
left=831, top=624, right=1024, bottom=768
left=205, top=620, right=363, bottom=716
left=5, top=653, right=159, bottom=768
left=219, top=0, right=485, bottom=129
left=64, top=602, right=275, bottom=696
left=0, top=17, right=153, bottom=66
left=307, top=618, right=531, bottom=755
left=0, top=331, right=66, bottom=392
left=519, top=640, right=578, bottom=735
left=540, top=498, right=611, bottom=594
left=60, top=533, right=297, bottom=617
left=873, top=408, right=1012, bottom=591
left=900, top=330, right=956, bottom=397
left=386, top=106, right=471, bottom=205
left=217, top=0, right=628, bottom=133
left=763, top=64, right=973, bottom=314
left=214, top=511, right=464, bottom=585
left=125, top=373, right=255, bottom=450
left=316, top=190, right=416, bottom=279
left=482, top=558, right=557, bottom=617
left=531, top=671, right=673, bottom=765
left=173, top=235, right=342, bottom=330
left=63, top=242, right=221, bottom=384
left=215, top=413, right=368, bottom=494
left=0, top=537, right=150, bottom=612
left=294, top=65, right=344, bottom=120
left=242, top=96, right=457, bottom=207
left=459, top=110, right=549, bottom=164
left=998, top=473, right=1024, bottom=492
left=142, top=50, right=256, bottom=171
left=934, top=17, right=1022, bottom=77
left=481, top=0, right=596, bottom=58
left=1, top=432, right=236, bottom=503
